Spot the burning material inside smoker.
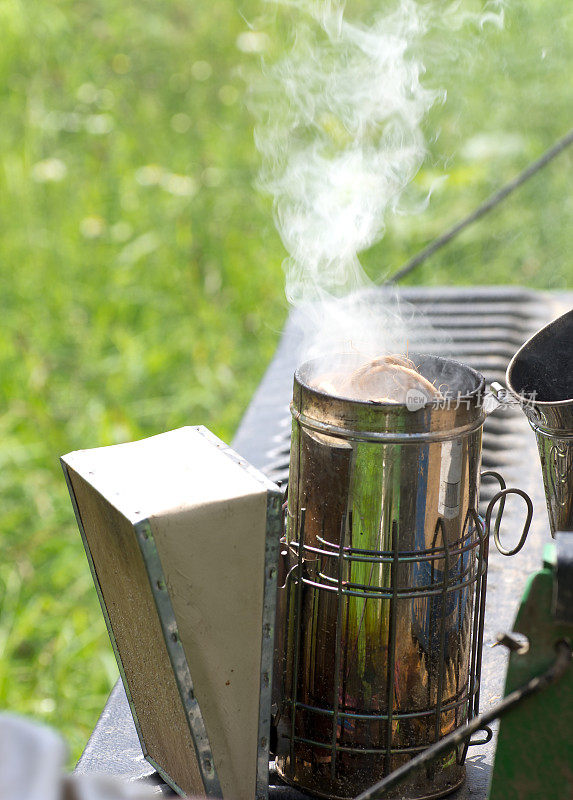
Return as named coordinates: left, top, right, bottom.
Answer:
left=314, top=354, right=442, bottom=404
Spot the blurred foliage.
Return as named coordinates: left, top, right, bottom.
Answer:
left=0, top=0, right=571, bottom=763
left=364, top=0, right=573, bottom=285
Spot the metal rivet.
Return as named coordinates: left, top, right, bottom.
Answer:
left=269, top=567, right=277, bottom=579
left=156, top=579, right=165, bottom=590
left=171, top=631, right=179, bottom=643
left=203, top=758, right=212, bottom=772
left=260, top=737, right=267, bottom=748
left=263, top=623, right=271, bottom=638
left=262, top=672, right=269, bottom=687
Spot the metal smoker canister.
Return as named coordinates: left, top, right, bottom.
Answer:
left=273, top=354, right=489, bottom=800
left=506, top=308, right=573, bottom=535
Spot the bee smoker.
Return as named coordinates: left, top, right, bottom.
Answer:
left=506, top=308, right=573, bottom=535
left=272, top=353, right=531, bottom=800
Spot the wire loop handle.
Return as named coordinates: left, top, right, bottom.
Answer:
left=466, top=724, right=493, bottom=748
left=482, top=471, right=533, bottom=556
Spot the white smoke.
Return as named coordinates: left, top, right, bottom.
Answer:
left=251, top=0, right=505, bottom=365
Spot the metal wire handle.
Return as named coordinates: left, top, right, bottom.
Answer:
left=385, top=127, right=573, bottom=285
left=482, top=471, right=534, bottom=556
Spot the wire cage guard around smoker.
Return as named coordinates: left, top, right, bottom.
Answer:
left=272, top=355, right=533, bottom=800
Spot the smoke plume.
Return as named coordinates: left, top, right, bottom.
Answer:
left=252, top=0, right=505, bottom=365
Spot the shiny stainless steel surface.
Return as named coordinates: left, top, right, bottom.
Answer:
left=274, top=355, right=488, bottom=799
left=506, top=309, right=573, bottom=535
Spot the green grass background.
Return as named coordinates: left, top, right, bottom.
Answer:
left=0, top=0, right=571, bottom=762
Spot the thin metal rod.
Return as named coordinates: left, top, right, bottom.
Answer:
left=353, top=640, right=572, bottom=800
left=473, top=528, right=490, bottom=719
left=428, top=529, right=436, bottom=713
left=434, top=519, right=450, bottom=742
left=385, top=127, right=573, bottom=285
left=330, top=513, right=347, bottom=779
left=291, top=687, right=476, bottom=722
left=289, top=507, right=306, bottom=772
left=341, top=512, right=353, bottom=747
left=307, top=519, right=322, bottom=693
left=459, top=508, right=488, bottom=763
left=466, top=510, right=486, bottom=723
left=301, top=571, right=481, bottom=600
left=384, top=521, right=400, bottom=776
left=280, top=568, right=296, bottom=706
left=454, top=538, right=464, bottom=723
left=294, top=735, right=430, bottom=757
left=311, top=532, right=478, bottom=562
